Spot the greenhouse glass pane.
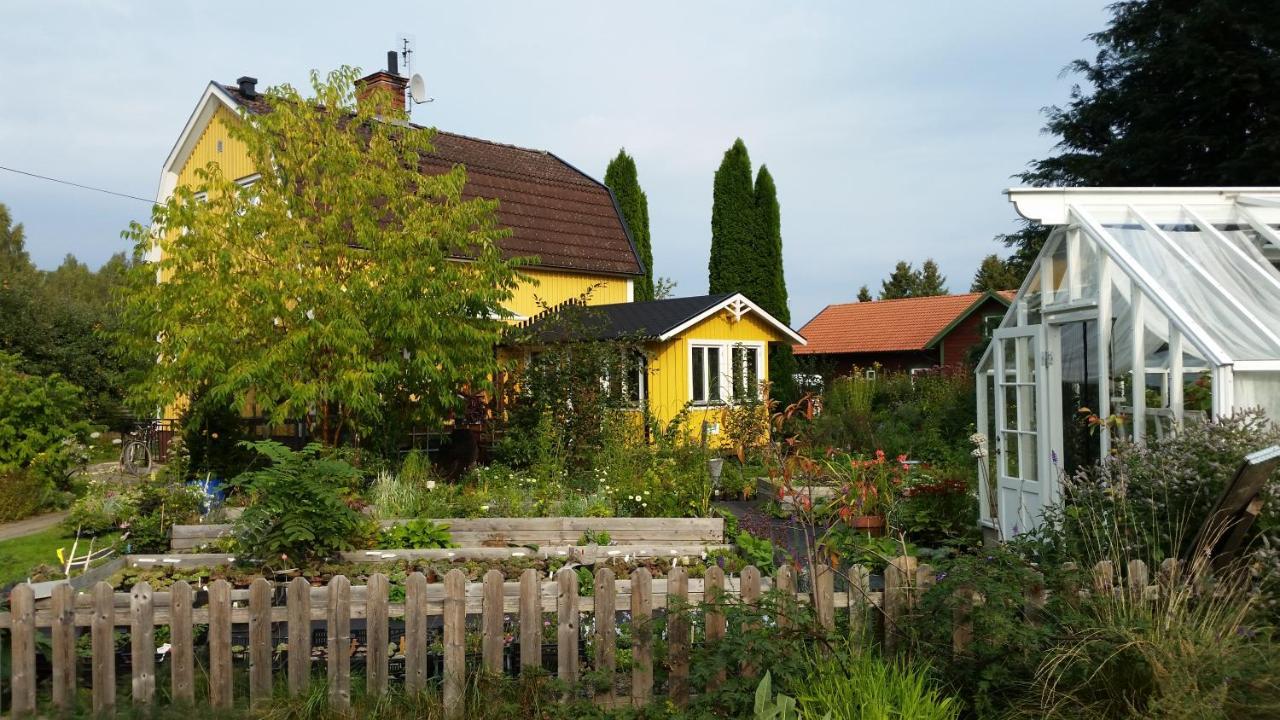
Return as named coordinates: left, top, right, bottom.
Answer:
left=1234, top=371, right=1280, bottom=424
left=1105, top=225, right=1280, bottom=361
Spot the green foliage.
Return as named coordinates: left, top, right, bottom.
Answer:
left=0, top=468, right=47, bottom=524
left=378, top=519, right=456, bottom=550
left=604, top=149, right=653, bottom=302
left=878, top=259, right=948, bottom=300
left=0, top=351, right=90, bottom=517
left=1028, top=577, right=1280, bottom=720
left=500, top=299, right=652, bottom=484
left=81, top=475, right=205, bottom=553
left=1044, top=410, right=1280, bottom=564
left=909, top=545, right=1064, bottom=717
left=794, top=646, right=960, bottom=720
left=737, top=530, right=776, bottom=568
left=754, top=672, right=805, bottom=720
left=809, top=371, right=976, bottom=468
left=819, top=528, right=914, bottom=574
left=0, top=203, right=141, bottom=427
left=708, top=142, right=795, bottom=403
left=970, top=254, right=1021, bottom=293
left=709, top=138, right=759, bottom=299
left=577, top=529, right=611, bottom=546
left=231, top=441, right=372, bottom=563
left=891, top=470, right=977, bottom=546
left=115, top=66, right=523, bottom=447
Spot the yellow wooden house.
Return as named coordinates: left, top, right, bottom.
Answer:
left=153, top=67, right=805, bottom=438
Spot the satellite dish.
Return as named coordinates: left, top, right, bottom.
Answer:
left=409, top=73, right=432, bottom=104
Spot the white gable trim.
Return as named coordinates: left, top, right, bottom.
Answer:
left=658, top=292, right=807, bottom=345
left=161, top=82, right=241, bottom=182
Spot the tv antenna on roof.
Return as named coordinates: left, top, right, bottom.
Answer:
left=396, top=34, right=433, bottom=112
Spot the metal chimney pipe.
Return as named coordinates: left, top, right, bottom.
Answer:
left=387, top=51, right=398, bottom=76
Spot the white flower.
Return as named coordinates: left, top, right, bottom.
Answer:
left=634, top=495, right=642, bottom=502
left=970, top=433, right=987, bottom=446
left=426, top=480, right=436, bottom=491
left=90, top=431, right=101, bottom=440
left=971, top=447, right=988, bottom=459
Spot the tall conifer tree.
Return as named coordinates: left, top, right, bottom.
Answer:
left=708, top=139, right=758, bottom=297
left=604, top=149, right=654, bottom=301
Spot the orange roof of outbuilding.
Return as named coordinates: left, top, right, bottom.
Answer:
left=795, top=291, right=1013, bottom=355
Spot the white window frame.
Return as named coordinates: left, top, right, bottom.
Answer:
left=981, top=314, right=1003, bottom=340
left=603, top=351, right=647, bottom=408
left=689, top=340, right=766, bottom=406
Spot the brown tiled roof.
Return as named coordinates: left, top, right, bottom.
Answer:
left=219, top=84, right=642, bottom=277
left=795, top=291, right=1013, bottom=355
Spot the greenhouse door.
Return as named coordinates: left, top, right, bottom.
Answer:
left=992, top=325, right=1049, bottom=538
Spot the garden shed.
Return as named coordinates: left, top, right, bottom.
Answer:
left=977, top=187, right=1280, bottom=540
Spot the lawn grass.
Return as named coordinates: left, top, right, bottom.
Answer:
left=0, top=526, right=120, bottom=587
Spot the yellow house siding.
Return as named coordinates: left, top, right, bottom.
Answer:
left=647, top=310, right=780, bottom=441
left=176, top=106, right=256, bottom=189
left=506, top=269, right=630, bottom=319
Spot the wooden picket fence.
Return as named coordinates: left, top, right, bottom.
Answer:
left=0, top=555, right=1182, bottom=718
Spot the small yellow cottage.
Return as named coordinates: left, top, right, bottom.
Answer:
left=514, top=293, right=806, bottom=438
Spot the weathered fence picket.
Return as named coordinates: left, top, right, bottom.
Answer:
left=170, top=580, right=194, bottom=704
left=209, top=579, right=233, bottom=708
left=287, top=576, right=311, bottom=697
left=327, top=575, right=352, bottom=710
left=594, top=568, right=617, bottom=701
left=631, top=567, right=653, bottom=707
left=92, top=581, right=115, bottom=716
left=130, top=581, right=155, bottom=707
left=51, top=582, right=76, bottom=712
left=249, top=577, right=272, bottom=706
left=10, top=583, right=34, bottom=718
left=405, top=571, right=428, bottom=692
left=482, top=569, right=504, bottom=675
left=668, top=567, right=690, bottom=707
left=704, top=566, right=727, bottom=691
left=367, top=573, right=390, bottom=696
left=443, top=569, right=466, bottom=720
left=519, top=569, right=540, bottom=673
left=557, top=568, right=579, bottom=685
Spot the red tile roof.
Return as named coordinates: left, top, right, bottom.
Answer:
left=795, top=292, right=1012, bottom=355
left=220, top=84, right=642, bottom=277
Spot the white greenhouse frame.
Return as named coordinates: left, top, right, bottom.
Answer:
left=977, top=187, right=1280, bottom=540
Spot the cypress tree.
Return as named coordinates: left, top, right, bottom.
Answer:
left=857, top=286, right=873, bottom=302
left=604, top=149, right=654, bottom=301
left=708, top=139, right=758, bottom=297
left=879, top=261, right=920, bottom=300
left=753, top=165, right=797, bottom=401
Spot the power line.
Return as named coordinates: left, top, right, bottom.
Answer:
left=0, top=164, right=156, bottom=206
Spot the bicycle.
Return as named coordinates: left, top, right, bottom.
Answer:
left=120, top=421, right=158, bottom=476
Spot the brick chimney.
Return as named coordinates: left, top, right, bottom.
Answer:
left=355, top=51, right=407, bottom=113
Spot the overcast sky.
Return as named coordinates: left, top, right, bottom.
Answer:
left=0, top=1, right=1108, bottom=325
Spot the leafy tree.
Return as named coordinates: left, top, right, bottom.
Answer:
left=116, top=67, right=524, bottom=447
left=0, top=351, right=90, bottom=514
left=970, top=254, right=1021, bottom=293
left=917, top=259, right=948, bottom=297
left=0, top=202, right=31, bottom=282
left=0, top=203, right=139, bottom=425
left=708, top=138, right=760, bottom=298
left=856, top=285, right=873, bottom=302
left=604, top=149, right=654, bottom=301
left=879, top=261, right=920, bottom=300
left=1002, top=0, right=1280, bottom=275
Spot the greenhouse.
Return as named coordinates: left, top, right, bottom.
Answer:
left=977, top=188, right=1280, bottom=540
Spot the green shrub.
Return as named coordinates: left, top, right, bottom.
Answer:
left=1029, top=574, right=1280, bottom=719
left=794, top=645, right=960, bottom=720
left=231, top=441, right=373, bottom=563
left=909, top=545, right=1067, bottom=717
left=0, top=351, right=90, bottom=513
left=1047, top=410, right=1280, bottom=564
left=64, top=475, right=204, bottom=551
left=378, top=519, right=455, bottom=549
left=0, top=467, right=49, bottom=523
left=737, top=530, right=777, bottom=568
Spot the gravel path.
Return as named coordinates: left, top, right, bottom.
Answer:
left=0, top=511, right=68, bottom=542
